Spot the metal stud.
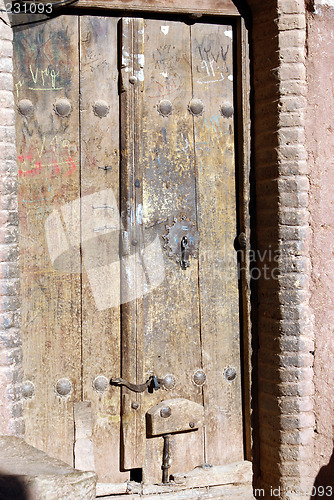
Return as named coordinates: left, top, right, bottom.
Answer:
left=54, top=98, right=72, bottom=117
left=93, top=375, right=109, bottom=393
left=135, top=179, right=140, bottom=188
left=93, top=100, right=110, bottom=118
left=157, top=99, right=173, bottom=117
left=224, top=367, right=237, bottom=381
left=131, top=401, right=140, bottom=410
left=160, top=406, right=172, bottom=418
left=55, top=378, right=72, bottom=396
left=189, top=422, right=195, bottom=428
left=162, top=374, right=176, bottom=391
left=192, top=369, right=206, bottom=387
left=22, top=380, right=35, bottom=399
left=129, top=75, right=137, bottom=85
left=188, top=98, right=204, bottom=116
left=220, top=102, right=234, bottom=118
left=17, top=99, right=34, bottom=117
left=238, top=232, right=247, bottom=249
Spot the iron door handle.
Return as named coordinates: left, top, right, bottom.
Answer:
left=110, top=375, right=162, bottom=393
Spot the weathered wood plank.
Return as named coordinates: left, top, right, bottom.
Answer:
left=120, top=17, right=147, bottom=471
left=236, top=17, right=252, bottom=461
left=191, top=23, right=244, bottom=464
left=71, top=0, right=239, bottom=16
left=14, top=15, right=81, bottom=465
left=79, top=15, right=128, bottom=483
left=138, top=18, right=204, bottom=483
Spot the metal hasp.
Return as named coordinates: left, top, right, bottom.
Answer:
left=180, top=236, right=190, bottom=270
left=110, top=375, right=161, bottom=393
left=162, top=434, right=172, bottom=483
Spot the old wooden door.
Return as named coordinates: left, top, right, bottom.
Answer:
left=14, top=13, right=243, bottom=484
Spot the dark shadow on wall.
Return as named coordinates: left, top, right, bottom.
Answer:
left=0, top=474, right=29, bottom=500
left=313, top=449, right=334, bottom=499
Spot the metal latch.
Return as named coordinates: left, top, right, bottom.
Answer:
left=110, top=375, right=162, bottom=393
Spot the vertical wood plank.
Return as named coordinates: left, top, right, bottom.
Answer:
left=120, top=17, right=147, bottom=470
left=236, top=17, right=252, bottom=462
left=191, top=22, right=244, bottom=464
left=79, top=16, right=129, bottom=482
left=137, top=19, right=205, bottom=483
left=13, top=16, right=81, bottom=465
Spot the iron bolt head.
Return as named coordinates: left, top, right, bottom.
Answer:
left=162, top=374, right=176, bottom=390
left=131, top=401, right=140, bottom=410
left=17, top=99, right=34, bottom=117
left=160, top=406, right=172, bottom=418
left=93, top=375, right=109, bottom=393
left=55, top=378, right=72, bottom=397
left=131, top=239, right=138, bottom=246
left=93, top=100, right=110, bottom=118
left=157, top=99, right=173, bottom=117
left=54, top=98, right=72, bottom=117
left=129, top=75, right=137, bottom=84
left=192, top=369, right=206, bottom=387
left=22, top=380, right=35, bottom=399
left=224, top=367, right=237, bottom=381
left=220, top=101, right=234, bottom=118
left=188, top=98, right=204, bottom=116
left=189, top=422, right=195, bottom=429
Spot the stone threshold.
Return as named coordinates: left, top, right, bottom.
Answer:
left=0, top=436, right=97, bottom=499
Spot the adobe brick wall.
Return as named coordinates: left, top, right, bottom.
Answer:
left=247, top=0, right=315, bottom=497
left=0, top=1, right=24, bottom=436
left=305, top=2, right=334, bottom=489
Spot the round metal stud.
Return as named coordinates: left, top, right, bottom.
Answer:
left=157, top=99, right=173, bottom=117
left=131, top=401, right=140, bottom=410
left=162, top=374, right=176, bottom=391
left=129, top=75, right=137, bottom=85
left=188, top=98, right=204, bottom=116
left=220, top=102, right=234, bottom=118
left=135, top=179, right=140, bottom=188
left=160, top=406, right=172, bottom=418
left=224, top=367, right=237, bottom=381
left=54, top=98, right=72, bottom=117
left=55, top=378, right=72, bottom=397
left=131, top=239, right=138, bottom=246
left=22, top=380, right=35, bottom=399
left=17, top=99, right=34, bottom=117
left=93, top=100, right=110, bottom=118
left=192, top=369, right=206, bottom=387
left=189, top=422, right=195, bottom=429
left=238, top=232, right=247, bottom=249
left=92, top=375, right=109, bottom=393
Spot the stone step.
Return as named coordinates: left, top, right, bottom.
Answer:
left=0, top=436, right=97, bottom=500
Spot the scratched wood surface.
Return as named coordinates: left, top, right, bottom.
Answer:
left=14, top=16, right=81, bottom=464
left=79, top=16, right=128, bottom=482
left=119, top=19, right=205, bottom=483
left=72, top=0, right=239, bottom=16
left=120, top=17, right=147, bottom=471
left=191, top=23, right=244, bottom=464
